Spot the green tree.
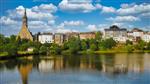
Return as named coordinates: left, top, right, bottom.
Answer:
left=39, top=46, right=47, bottom=54
left=95, top=31, right=102, bottom=41
left=99, top=38, right=116, bottom=50
left=147, top=42, right=150, bottom=50
left=126, top=44, right=134, bottom=52
left=90, top=43, right=97, bottom=51
left=134, top=40, right=146, bottom=50
left=67, top=37, right=81, bottom=54
left=81, top=40, right=88, bottom=50
left=5, top=44, right=18, bottom=56
left=126, top=40, right=132, bottom=45
left=50, top=44, right=62, bottom=54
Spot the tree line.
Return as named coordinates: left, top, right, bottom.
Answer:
left=0, top=32, right=150, bottom=56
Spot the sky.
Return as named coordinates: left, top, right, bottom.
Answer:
left=0, top=0, right=150, bottom=36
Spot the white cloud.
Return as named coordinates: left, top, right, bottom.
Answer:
left=58, top=0, right=96, bottom=13
left=96, top=4, right=116, bottom=13
left=0, top=16, right=18, bottom=25
left=101, top=6, right=116, bottom=13
left=107, top=16, right=140, bottom=22
left=1, top=3, right=57, bottom=36
left=87, top=24, right=97, bottom=31
left=111, top=22, right=124, bottom=27
left=32, top=3, right=57, bottom=13
left=117, top=3, right=150, bottom=15
left=95, top=4, right=103, bottom=9
left=140, top=12, right=150, bottom=17
left=63, top=20, right=84, bottom=26
left=8, top=4, right=57, bottom=20
left=57, top=20, right=84, bottom=29
left=55, top=28, right=78, bottom=33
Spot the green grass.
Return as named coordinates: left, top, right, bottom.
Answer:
left=0, top=52, right=8, bottom=57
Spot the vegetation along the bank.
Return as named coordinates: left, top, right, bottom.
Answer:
left=0, top=32, right=150, bottom=57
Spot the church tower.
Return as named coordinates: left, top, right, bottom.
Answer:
left=17, top=9, right=33, bottom=41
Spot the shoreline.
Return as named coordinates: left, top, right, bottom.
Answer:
left=0, top=50, right=150, bottom=59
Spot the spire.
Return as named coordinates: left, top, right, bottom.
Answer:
left=17, top=8, right=33, bottom=41
left=23, top=8, right=27, bottom=26
left=24, top=8, right=26, bottom=17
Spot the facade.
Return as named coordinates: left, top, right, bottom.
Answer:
left=142, top=32, right=150, bottom=42
left=17, top=9, right=33, bottom=41
left=38, top=33, right=54, bottom=44
left=127, top=28, right=144, bottom=42
left=79, top=32, right=96, bottom=40
left=104, top=25, right=127, bottom=42
left=54, top=33, right=65, bottom=45
left=65, top=32, right=79, bottom=41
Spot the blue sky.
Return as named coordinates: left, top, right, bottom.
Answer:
left=0, top=0, right=150, bottom=36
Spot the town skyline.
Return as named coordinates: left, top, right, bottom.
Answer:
left=0, top=0, right=150, bottom=36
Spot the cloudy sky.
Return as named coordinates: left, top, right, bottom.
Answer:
left=0, top=0, right=150, bottom=36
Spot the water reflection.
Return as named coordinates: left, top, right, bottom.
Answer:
left=0, top=53, right=150, bottom=84
left=18, top=64, right=32, bottom=84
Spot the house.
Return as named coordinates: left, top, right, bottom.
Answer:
left=104, top=25, right=127, bottom=42
left=79, top=32, right=96, bottom=40
left=38, top=32, right=54, bottom=44
left=65, top=32, right=79, bottom=41
left=142, top=32, right=150, bottom=42
left=54, top=33, right=65, bottom=45
left=127, top=28, right=144, bottom=42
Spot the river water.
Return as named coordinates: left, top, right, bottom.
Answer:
left=0, top=53, right=150, bottom=84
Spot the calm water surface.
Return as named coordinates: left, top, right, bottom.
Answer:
left=0, top=53, right=150, bottom=84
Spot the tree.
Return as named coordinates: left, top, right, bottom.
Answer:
left=19, top=43, right=30, bottom=51
left=134, top=40, right=146, bottom=50
left=99, top=38, right=116, bottom=50
left=81, top=40, right=88, bottom=50
left=50, top=44, right=62, bottom=54
left=147, top=42, right=150, bottom=50
left=39, top=46, right=47, bottom=54
left=126, top=40, right=132, bottom=45
left=67, top=37, right=81, bottom=54
left=5, top=44, right=18, bottom=56
left=126, top=44, right=134, bottom=52
left=95, top=31, right=102, bottom=41
left=90, top=43, right=97, bottom=51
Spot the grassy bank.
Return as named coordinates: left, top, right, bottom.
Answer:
left=78, top=50, right=150, bottom=54
left=0, top=51, right=38, bottom=59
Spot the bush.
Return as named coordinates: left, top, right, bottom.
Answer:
left=50, top=44, right=62, bottom=55
left=5, top=44, right=18, bottom=56
left=90, top=44, right=97, bottom=51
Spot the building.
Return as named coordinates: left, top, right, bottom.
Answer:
left=104, top=25, right=127, bottom=42
left=17, top=9, right=33, bottom=41
left=127, top=28, right=144, bottom=42
left=38, top=32, right=54, bottom=44
left=54, top=33, right=65, bottom=45
left=65, top=32, right=79, bottom=41
left=79, top=32, right=96, bottom=40
left=142, top=32, right=150, bottom=42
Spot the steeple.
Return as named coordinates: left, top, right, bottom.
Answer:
left=17, top=8, right=33, bottom=41
left=22, top=8, right=27, bottom=26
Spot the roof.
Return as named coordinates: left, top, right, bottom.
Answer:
left=132, top=28, right=143, bottom=32
left=105, top=25, right=127, bottom=31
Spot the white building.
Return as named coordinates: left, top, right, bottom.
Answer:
left=127, top=28, right=144, bottom=42
left=142, top=32, right=150, bottom=42
left=132, top=28, right=144, bottom=37
left=113, top=36, right=128, bottom=43
left=38, top=33, right=54, bottom=44
left=104, top=25, right=127, bottom=43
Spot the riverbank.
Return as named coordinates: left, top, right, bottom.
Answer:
left=1, top=50, right=150, bottom=59
left=78, top=50, right=150, bottom=54
left=0, top=51, right=38, bottom=60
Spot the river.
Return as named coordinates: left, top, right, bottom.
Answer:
left=0, top=53, right=150, bottom=84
